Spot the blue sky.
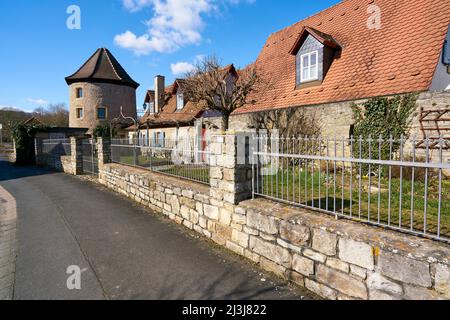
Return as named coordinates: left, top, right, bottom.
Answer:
left=0, top=0, right=340, bottom=113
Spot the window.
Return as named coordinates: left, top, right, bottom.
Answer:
left=300, top=51, right=319, bottom=83
left=176, top=93, right=184, bottom=110
left=155, top=132, right=165, bottom=147
left=76, top=88, right=83, bottom=98
left=76, top=108, right=83, bottom=119
left=149, top=102, right=155, bottom=114
left=97, top=107, right=107, bottom=120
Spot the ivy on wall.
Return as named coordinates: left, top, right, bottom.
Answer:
left=12, top=123, right=48, bottom=166
left=351, top=93, right=418, bottom=166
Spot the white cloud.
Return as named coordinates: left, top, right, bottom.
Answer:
left=27, top=98, right=49, bottom=106
left=171, top=62, right=195, bottom=75
left=0, top=105, right=23, bottom=112
left=116, top=0, right=255, bottom=55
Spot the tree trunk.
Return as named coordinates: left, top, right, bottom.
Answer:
left=222, top=113, right=230, bottom=132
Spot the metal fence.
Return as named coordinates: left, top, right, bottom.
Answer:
left=82, top=138, right=98, bottom=176
left=41, top=139, right=71, bottom=157
left=252, top=135, right=450, bottom=243
left=111, top=137, right=211, bottom=185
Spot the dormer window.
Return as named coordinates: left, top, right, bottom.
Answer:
left=300, top=51, right=319, bottom=82
left=177, top=93, right=184, bottom=110
left=149, top=102, right=155, bottom=114
left=290, top=26, right=341, bottom=88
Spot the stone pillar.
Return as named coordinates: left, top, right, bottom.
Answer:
left=97, top=137, right=111, bottom=169
left=70, top=137, right=83, bottom=175
left=209, top=133, right=253, bottom=205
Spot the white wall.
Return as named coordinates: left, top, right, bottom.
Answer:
left=430, top=50, right=450, bottom=91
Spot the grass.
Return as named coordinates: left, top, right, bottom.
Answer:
left=259, top=166, right=450, bottom=239
left=114, top=155, right=210, bottom=184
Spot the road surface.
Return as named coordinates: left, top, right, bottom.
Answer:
left=0, top=161, right=316, bottom=300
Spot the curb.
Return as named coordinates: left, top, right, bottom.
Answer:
left=0, top=186, right=17, bottom=300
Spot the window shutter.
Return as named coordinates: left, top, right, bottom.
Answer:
left=152, top=132, right=156, bottom=147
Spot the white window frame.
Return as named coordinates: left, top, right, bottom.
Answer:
left=300, top=50, right=319, bottom=83
left=176, top=93, right=184, bottom=110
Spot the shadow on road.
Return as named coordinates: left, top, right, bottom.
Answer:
left=0, top=161, right=55, bottom=182
left=153, top=269, right=283, bottom=300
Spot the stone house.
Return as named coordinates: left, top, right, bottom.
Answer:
left=66, top=48, right=140, bottom=134
left=130, top=65, right=238, bottom=145
left=131, top=0, right=449, bottom=153
left=227, top=0, right=450, bottom=145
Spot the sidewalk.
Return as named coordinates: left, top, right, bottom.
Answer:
left=0, top=185, right=17, bottom=300
left=0, top=161, right=316, bottom=300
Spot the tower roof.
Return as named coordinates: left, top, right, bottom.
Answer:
left=65, top=48, right=140, bottom=89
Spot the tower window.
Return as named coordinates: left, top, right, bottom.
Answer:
left=76, top=108, right=84, bottom=119
left=76, top=88, right=83, bottom=98
left=97, top=107, right=107, bottom=120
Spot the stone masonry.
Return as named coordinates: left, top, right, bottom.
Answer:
left=93, top=134, right=450, bottom=300
left=35, top=137, right=83, bottom=175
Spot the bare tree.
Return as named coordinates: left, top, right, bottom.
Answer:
left=32, top=103, right=69, bottom=127
left=183, top=56, right=267, bottom=131
left=251, top=107, right=322, bottom=138
left=251, top=108, right=323, bottom=166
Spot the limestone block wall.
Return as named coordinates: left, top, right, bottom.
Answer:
left=409, top=91, right=450, bottom=164
left=96, top=134, right=450, bottom=300
left=35, top=137, right=83, bottom=175
left=229, top=91, right=450, bottom=164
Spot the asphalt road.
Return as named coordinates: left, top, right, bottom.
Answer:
left=0, top=161, right=316, bottom=300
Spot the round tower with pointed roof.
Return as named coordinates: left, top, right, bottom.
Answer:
left=65, top=48, right=139, bottom=133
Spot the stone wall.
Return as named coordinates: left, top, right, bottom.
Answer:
left=229, top=90, right=450, bottom=164
left=35, top=137, right=83, bottom=175
left=69, top=82, right=137, bottom=134
left=95, top=134, right=450, bottom=300
left=230, top=91, right=450, bottom=139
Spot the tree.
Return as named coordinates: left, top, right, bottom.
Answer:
left=250, top=107, right=322, bottom=138
left=32, top=103, right=69, bottom=127
left=183, top=56, right=268, bottom=131
left=250, top=108, right=322, bottom=167
left=0, top=108, right=30, bottom=143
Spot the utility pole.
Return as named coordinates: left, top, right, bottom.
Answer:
left=0, top=123, right=3, bottom=145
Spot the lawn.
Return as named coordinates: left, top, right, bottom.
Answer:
left=258, top=165, right=450, bottom=239
left=114, top=155, right=210, bottom=184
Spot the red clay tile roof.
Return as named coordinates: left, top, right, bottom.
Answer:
left=140, top=85, right=207, bottom=128
left=139, top=65, right=238, bottom=128
left=289, top=26, right=341, bottom=54
left=236, top=0, right=450, bottom=114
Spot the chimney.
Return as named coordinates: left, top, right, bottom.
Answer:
left=154, top=75, right=165, bottom=114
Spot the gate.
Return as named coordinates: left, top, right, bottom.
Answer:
left=82, top=138, right=98, bottom=176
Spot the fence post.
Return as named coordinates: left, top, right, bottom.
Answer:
left=70, top=137, right=83, bottom=175
left=97, top=137, right=111, bottom=170
left=209, top=132, right=253, bottom=205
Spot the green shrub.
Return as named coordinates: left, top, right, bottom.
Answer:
left=93, top=123, right=114, bottom=139
left=12, top=123, right=48, bottom=166
left=351, top=93, right=418, bottom=173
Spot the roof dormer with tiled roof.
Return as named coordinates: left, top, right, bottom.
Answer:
left=237, top=0, right=450, bottom=114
